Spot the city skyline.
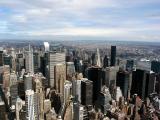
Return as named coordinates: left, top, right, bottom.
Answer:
left=0, top=0, right=160, bottom=41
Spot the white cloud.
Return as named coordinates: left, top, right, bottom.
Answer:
left=0, top=0, right=160, bottom=41
left=11, top=14, right=27, bottom=23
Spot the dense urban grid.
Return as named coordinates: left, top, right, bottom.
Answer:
left=0, top=40, right=159, bottom=120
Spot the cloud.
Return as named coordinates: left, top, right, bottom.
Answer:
left=11, top=14, right=27, bottom=23
left=0, top=0, right=160, bottom=41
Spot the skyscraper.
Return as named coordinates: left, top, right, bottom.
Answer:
left=72, top=79, right=82, bottom=103
left=33, top=77, right=44, bottom=120
left=87, top=67, right=102, bottom=103
left=103, top=55, right=109, bottom=68
left=0, top=50, right=3, bottom=66
left=131, top=69, right=156, bottom=100
left=49, top=52, right=65, bottom=88
left=110, top=46, right=116, bottom=66
left=151, top=61, right=160, bottom=73
left=66, top=62, right=75, bottom=80
left=97, top=86, right=111, bottom=114
left=25, top=90, right=35, bottom=120
left=24, top=74, right=32, bottom=91
left=25, top=45, right=34, bottom=73
left=54, top=63, right=66, bottom=100
left=81, top=80, right=93, bottom=106
left=131, top=69, right=146, bottom=99
left=96, top=48, right=101, bottom=67
left=116, top=70, right=132, bottom=98
left=33, top=52, right=39, bottom=73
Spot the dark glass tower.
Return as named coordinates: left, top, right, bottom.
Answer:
left=87, top=67, right=102, bottom=103
left=131, top=69, right=156, bottom=100
left=116, top=70, right=131, bottom=98
left=131, top=69, right=146, bottom=100
left=103, top=55, right=109, bottom=68
left=110, top=46, right=116, bottom=66
left=81, top=80, right=93, bottom=106
left=0, top=51, right=3, bottom=66
left=151, top=61, right=160, bottom=73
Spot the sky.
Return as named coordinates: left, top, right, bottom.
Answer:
left=0, top=0, right=160, bottom=41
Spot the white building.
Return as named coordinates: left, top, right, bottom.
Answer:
left=25, top=45, right=34, bottom=74
left=25, top=90, right=36, bottom=120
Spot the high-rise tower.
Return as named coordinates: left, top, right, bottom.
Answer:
left=110, top=46, right=116, bottom=66
left=25, top=45, right=34, bottom=73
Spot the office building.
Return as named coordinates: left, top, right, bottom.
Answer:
left=145, top=71, right=156, bottom=97
left=126, top=60, right=134, bottom=71
left=96, top=48, right=101, bottom=67
left=103, top=55, right=109, bottom=68
left=64, top=81, right=72, bottom=103
left=33, top=52, right=39, bottom=73
left=25, top=45, right=34, bottom=73
left=131, top=69, right=146, bottom=99
left=81, top=80, right=93, bottom=106
left=74, top=58, right=82, bottom=73
left=16, top=97, right=24, bottom=120
left=3, top=55, right=12, bottom=68
left=25, top=89, right=38, bottom=120
left=102, top=66, right=119, bottom=98
left=54, top=63, right=66, bottom=99
left=97, top=86, right=111, bottom=114
left=72, top=79, right=82, bottom=103
left=116, top=70, right=132, bottom=98
left=33, top=77, right=44, bottom=120
left=151, top=61, right=160, bottom=73
left=66, top=62, right=75, bottom=80
left=16, top=53, right=25, bottom=72
left=0, top=50, right=3, bottom=66
left=49, top=52, right=65, bottom=88
left=87, top=67, right=102, bottom=103
left=110, top=46, right=116, bottom=66
left=3, top=65, right=10, bottom=92
left=24, top=74, right=32, bottom=91
left=73, top=103, right=88, bottom=120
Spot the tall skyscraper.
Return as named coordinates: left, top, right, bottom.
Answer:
left=116, top=70, right=132, bottom=98
left=126, top=59, right=134, bottom=71
left=110, top=46, right=116, bottom=66
left=96, top=48, right=101, bottom=67
left=103, top=55, right=109, bottom=68
left=10, top=72, right=18, bottom=106
left=33, top=52, right=39, bottom=73
left=66, top=62, right=75, bottom=80
left=25, top=45, right=34, bottom=73
left=0, top=50, right=3, bottom=66
left=131, top=69, right=155, bottom=100
left=64, top=81, right=72, bottom=103
left=151, top=61, right=160, bottom=73
left=81, top=80, right=93, bottom=106
left=145, top=71, right=156, bottom=97
left=49, top=52, right=65, bottom=88
left=87, top=67, right=102, bottom=103
left=24, top=74, right=32, bottom=91
left=33, top=77, right=44, bottom=120
left=54, top=63, right=66, bottom=100
left=97, top=87, right=111, bottom=114
left=25, top=90, right=35, bottom=120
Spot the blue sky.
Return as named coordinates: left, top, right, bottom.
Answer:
left=0, top=0, right=160, bottom=41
